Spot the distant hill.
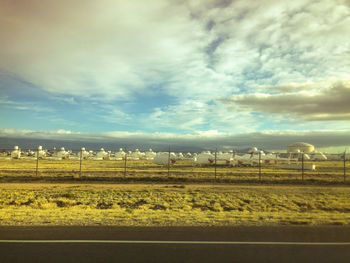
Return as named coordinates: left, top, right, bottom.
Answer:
left=0, top=137, right=208, bottom=153
left=0, top=137, right=273, bottom=154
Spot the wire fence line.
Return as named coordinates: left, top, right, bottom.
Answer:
left=0, top=147, right=349, bottom=184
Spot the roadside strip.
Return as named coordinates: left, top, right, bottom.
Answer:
left=1, top=240, right=350, bottom=245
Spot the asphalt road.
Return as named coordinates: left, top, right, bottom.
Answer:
left=1, top=226, right=350, bottom=263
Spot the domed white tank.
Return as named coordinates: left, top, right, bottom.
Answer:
left=78, top=147, right=90, bottom=159
left=152, top=152, right=177, bottom=165
left=177, top=152, right=184, bottom=160
left=131, top=149, right=142, bottom=160
left=145, top=149, right=156, bottom=160
left=57, top=147, right=69, bottom=159
left=310, top=152, right=327, bottom=161
left=95, top=148, right=108, bottom=159
left=287, top=142, right=315, bottom=153
left=216, top=152, right=234, bottom=165
left=35, top=146, right=46, bottom=158
left=115, top=148, right=126, bottom=160
left=11, top=146, right=21, bottom=159
left=194, top=152, right=215, bottom=165
left=249, top=147, right=258, bottom=153
left=185, top=152, right=192, bottom=158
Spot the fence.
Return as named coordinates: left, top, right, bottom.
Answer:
left=0, top=148, right=349, bottom=184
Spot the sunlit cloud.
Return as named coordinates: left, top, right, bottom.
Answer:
left=0, top=96, right=54, bottom=113
left=0, top=0, right=350, bottom=136
left=223, top=80, right=350, bottom=121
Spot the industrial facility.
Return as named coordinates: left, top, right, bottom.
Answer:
left=0, top=141, right=342, bottom=170
left=286, top=142, right=315, bottom=153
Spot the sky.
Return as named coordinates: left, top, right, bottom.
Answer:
left=0, top=0, right=350, bottom=151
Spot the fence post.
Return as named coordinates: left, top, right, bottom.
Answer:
left=79, top=148, right=83, bottom=177
left=301, top=153, right=304, bottom=181
left=116, top=149, right=119, bottom=177
left=214, top=148, right=217, bottom=183
left=258, top=151, right=261, bottom=181
left=124, top=148, right=127, bottom=177
left=35, top=147, right=39, bottom=176
left=230, top=149, right=234, bottom=177
left=275, top=153, right=278, bottom=164
left=344, top=150, right=346, bottom=182
left=168, top=146, right=170, bottom=178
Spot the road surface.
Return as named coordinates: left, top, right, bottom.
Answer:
left=1, top=226, right=350, bottom=263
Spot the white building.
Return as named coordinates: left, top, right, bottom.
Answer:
left=287, top=142, right=315, bottom=153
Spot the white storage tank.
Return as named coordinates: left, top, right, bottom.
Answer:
left=287, top=142, right=314, bottom=153
left=194, top=152, right=215, bottom=165
left=11, top=146, right=21, bottom=159
left=78, top=147, right=90, bottom=159
left=96, top=148, right=108, bottom=159
left=145, top=149, right=156, bottom=160
left=115, top=148, right=126, bottom=160
left=131, top=149, right=142, bottom=160
left=35, top=146, right=46, bottom=158
left=57, top=147, right=69, bottom=159
left=152, top=152, right=177, bottom=165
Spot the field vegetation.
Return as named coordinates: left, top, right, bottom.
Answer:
left=0, top=159, right=348, bottom=184
left=0, top=183, right=349, bottom=226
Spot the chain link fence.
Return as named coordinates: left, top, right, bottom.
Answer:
left=0, top=147, right=348, bottom=184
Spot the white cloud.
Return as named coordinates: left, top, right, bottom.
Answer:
left=146, top=99, right=259, bottom=132
left=0, top=96, right=53, bottom=113
left=223, top=80, right=350, bottom=121
left=56, top=129, right=75, bottom=134
left=0, top=128, right=78, bottom=138
left=0, top=0, right=211, bottom=100
left=1, top=0, right=350, bottom=133
left=2, top=0, right=349, bottom=102
left=101, top=107, right=133, bottom=125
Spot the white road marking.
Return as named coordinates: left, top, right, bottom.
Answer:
left=1, top=240, right=350, bottom=245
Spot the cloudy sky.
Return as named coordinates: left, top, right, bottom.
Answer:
left=0, top=0, right=350, bottom=151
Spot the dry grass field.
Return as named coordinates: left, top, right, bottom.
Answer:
left=0, top=183, right=349, bottom=226
left=0, top=159, right=348, bottom=184
left=1, top=159, right=348, bottom=226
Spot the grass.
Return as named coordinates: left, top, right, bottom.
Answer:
left=0, top=159, right=348, bottom=184
left=0, top=183, right=349, bottom=226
